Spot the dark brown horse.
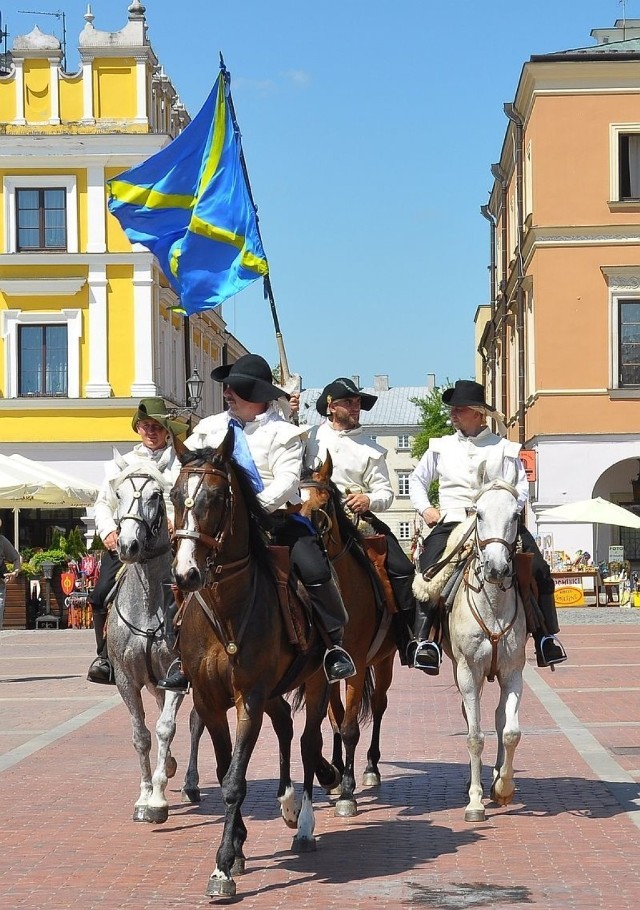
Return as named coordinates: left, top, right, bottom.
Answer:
left=300, top=454, right=397, bottom=817
left=171, top=431, right=338, bottom=899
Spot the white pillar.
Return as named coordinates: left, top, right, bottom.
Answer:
left=130, top=261, right=157, bottom=397
left=81, top=59, right=94, bottom=122
left=49, top=58, right=60, bottom=124
left=13, top=60, right=26, bottom=125
left=85, top=266, right=112, bottom=398
left=86, top=165, right=106, bottom=253
left=135, top=58, right=148, bottom=126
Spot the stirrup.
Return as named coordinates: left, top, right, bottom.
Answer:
left=157, top=658, right=191, bottom=694
left=87, top=656, right=116, bottom=686
left=409, top=640, right=441, bottom=674
left=538, top=634, right=567, bottom=668
left=323, top=646, right=357, bottom=683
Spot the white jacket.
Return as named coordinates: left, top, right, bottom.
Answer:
left=186, top=403, right=306, bottom=513
left=94, top=443, right=181, bottom=543
left=305, top=420, right=394, bottom=513
left=409, top=428, right=528, bottom=523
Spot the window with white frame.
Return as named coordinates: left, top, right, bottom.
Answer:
left=3, top=175, right=78, bottom=253
left=618, top=299, right=640, bottom=386
left=18, top=324, right=68, bottom=396
left=619, top=133, right=640, bottom=200
left=397, top=471, right=411, bottom=497
left=398, top=521, right=411, bottom=540
left=1, top=309, right=81, bottom=398
left=397, top=434, right=411, bottom=450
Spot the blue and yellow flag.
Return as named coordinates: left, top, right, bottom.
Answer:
left=107, top=68, right=268, bottom=315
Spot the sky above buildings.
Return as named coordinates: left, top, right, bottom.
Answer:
left=3, top=0, right=633, bottom=390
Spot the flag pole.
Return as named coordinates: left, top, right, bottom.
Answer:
left=220, top=55, right=297, bottom=389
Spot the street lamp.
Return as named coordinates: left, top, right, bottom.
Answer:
left=186, top=367, right=204, bottom=411
left=35, top=558, right=60, bottom=628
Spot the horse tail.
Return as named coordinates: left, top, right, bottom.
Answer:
left=290, top=683, right=306, bottom=714
left=357, top=667, right=375, bottom=725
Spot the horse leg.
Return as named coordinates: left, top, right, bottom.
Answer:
left=205, top=694, right=265, bottom=899
left=181, top=706, right=205, bottom=803
left=265, top=696, right=299, bottom=830
left=118, top=684, right=153, bottom=822
left=491, top=670, right=523, bottom=807
left=334, top=674, right=365, bottom=817
left=456, top=661, right=486, bottom=823
left=144, top=689, right=184, bottom=824
left=327, top=686, right=345, bottom=785
left=292, top=675, right=330, bottom=852
left=363, top=652, right=394, bottom=787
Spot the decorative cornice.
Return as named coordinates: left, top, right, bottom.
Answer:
left=0, top=278, right=86, bottom=296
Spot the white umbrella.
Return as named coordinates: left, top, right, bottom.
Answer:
left=537, top=497, right=640, bottom=529
left=8, top=454, right=97, bottom=505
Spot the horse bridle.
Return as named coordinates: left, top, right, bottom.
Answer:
left=471, top=479, right=519, bottom=589
left=118, top=473, right=169, bottom=557
left=173, top=463, right=235, bottom=559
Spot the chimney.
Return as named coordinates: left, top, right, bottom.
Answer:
left=351, top=374, right=360, bottom=389
left=373, top=374, right=389, bottom=392
left=427, top=373, right=436, bottom=391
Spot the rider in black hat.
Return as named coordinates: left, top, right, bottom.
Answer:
left=409, top=379, right=567, bottom=671
left=157, top=354, right=357, bottom=691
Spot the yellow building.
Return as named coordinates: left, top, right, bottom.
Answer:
left=0, top=3, right=244, bottom=547
left=478, top=17, right=640, bottom=565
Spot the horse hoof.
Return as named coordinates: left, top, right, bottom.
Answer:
left=144, top=805, right=169, bottom=824
left=335, top=799, right=357, bottom=817
left=181, top=787, right=201, bottom=804
left=292, top=835, right=317, bottom=853
left=362, top=771, right=381, bottom=788
left=231, top=857, right=246, bottom=876
left=165, top=756, right=177, bottom=779
left=132, top=806, right=147, bottom=822
left=205, top=874, right=236, bottom=898
left=464, top=808, right=486, bottom=823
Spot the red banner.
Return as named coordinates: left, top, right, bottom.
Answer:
left=61, top=571, right=76, bottom=596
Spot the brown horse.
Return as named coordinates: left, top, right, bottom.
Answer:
left=300, top=454, right=398, bottom=817
left=171, top=431, right=338, bottom=899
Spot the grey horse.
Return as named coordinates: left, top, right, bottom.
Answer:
left=107, top=449, right=202, bottom=822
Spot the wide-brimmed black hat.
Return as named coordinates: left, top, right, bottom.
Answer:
left=316, top=377, right=378, bottom=417
left=210, top=353, right=286, bottom=403
left=441, top=380, right=496, bottom=411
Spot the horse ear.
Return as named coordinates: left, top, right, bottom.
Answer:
left=173, top=435, right=189, bottom=465
left=112, top=447, right=127, bottom=472
left=217, top=425, right=235, bottom=461
left=319, top=450, right=333, bottom=482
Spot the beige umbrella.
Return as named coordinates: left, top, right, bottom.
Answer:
left=537, top=497, right=640, bottom=529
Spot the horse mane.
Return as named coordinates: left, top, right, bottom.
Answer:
left=112, top=458, right=169, bottom=491
left=182, top=447, right=274, bottom=575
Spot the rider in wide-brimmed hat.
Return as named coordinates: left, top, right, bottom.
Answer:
left=86, top=398, right=182, bottom=685
left=408, top=379, right=566, bottom=671
left=157, top=354, right=357, bottom=693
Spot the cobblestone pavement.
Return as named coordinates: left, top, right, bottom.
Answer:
left=1, top=610, right=640, bottom=909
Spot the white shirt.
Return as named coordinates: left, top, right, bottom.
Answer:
left=409, top=428, right=528, bottom=523
left=94, top=443, right=181, bottom=542
left=305, top=420, right=394, bottom=513
left=186, top=403, right=306, bottom=513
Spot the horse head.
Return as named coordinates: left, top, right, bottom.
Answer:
left=172, top=429, right=271, bottom=593
left=112, top=450, right=171, bottom=563
left=299, top=451, right=333, bottom=520
left=472, top=478, right=520, bottom=584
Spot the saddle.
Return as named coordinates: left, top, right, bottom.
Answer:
left=268, top=546, right=314, bottom=653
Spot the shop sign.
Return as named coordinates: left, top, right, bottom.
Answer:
left=520, top=450, right=537, bottom=482
left=608, top=545, right=624, bottom=562
left=554, top=575, right=581, bottom=587
left=554, top=586, right=585, bottom=607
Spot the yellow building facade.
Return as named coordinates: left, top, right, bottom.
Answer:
left=477, top=18, right=640, bottom=564
left=0, top=3, right=243, bottom=546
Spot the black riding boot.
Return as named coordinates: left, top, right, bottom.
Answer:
left=407, top=600, right=441, bottom=675
left=307, top=579, right=356, bottom=683
left=534, top=593, right=567, bottom=667
left=388, top=572, right=418, bottom=666
left=87, top=610, right=115, bottom=685
left=157, top=596, right=191, bottom=694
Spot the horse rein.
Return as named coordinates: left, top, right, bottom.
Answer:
left=173, top=463, right=235, bottom=560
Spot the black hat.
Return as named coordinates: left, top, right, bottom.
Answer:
left=210, top=353, right=286, bottom=403
left=441, top=380, right=496, bottom=411
left=316, top=377, right=378, bottom=417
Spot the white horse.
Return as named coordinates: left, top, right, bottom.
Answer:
left=107, top=451, right=199, bottom=822
left=417, top=475, right=526, bottom=823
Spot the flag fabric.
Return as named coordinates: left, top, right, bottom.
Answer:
left=107, top=68, right=268, bottom=315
